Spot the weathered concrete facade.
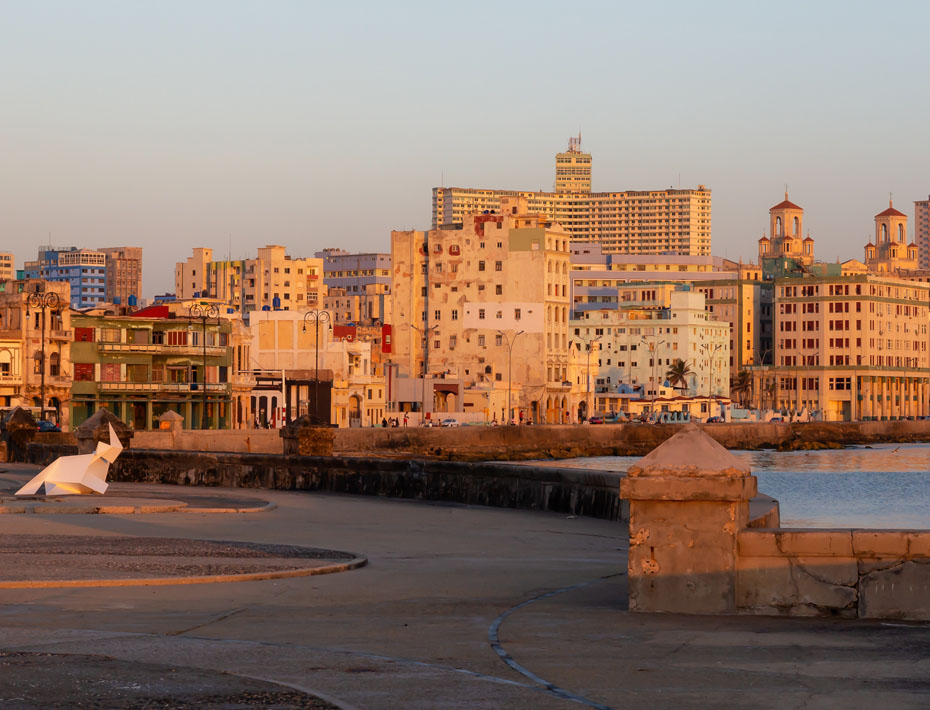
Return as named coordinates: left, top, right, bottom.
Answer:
left=621, top=424, right=930, bottom=620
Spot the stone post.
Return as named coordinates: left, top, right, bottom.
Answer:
left=620, top=423, right=756, bottom=614
left=74, top=408, right=134, bottom=454
left=0, top=406, right=37, bottom=463
left=280, top=413, right=335, bottom=456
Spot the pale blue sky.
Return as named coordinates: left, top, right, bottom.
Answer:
left=2, top=1, right=930, bottom=296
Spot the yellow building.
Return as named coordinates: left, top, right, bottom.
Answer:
left=0, top=253, right=14, bottom=281
left=433, top=139, right=711, bottom=256
left=175, top=246, right=325, bottom=314
left=391, top=197, right=587, bottom=423
left=864, top=200, right=918, bottom=274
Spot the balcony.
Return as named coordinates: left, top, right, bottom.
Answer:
left=49, top=329, right=72, bottom=340
left=98, top=342, right=225, bottom=356
left=97, top=381, right=230, bottom=393
left=0, top=374, right=23, bottom=386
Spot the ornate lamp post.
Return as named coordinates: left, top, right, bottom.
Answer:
left=497, top=329, right=524, bottom=425
left=26, top=288, right=61, bottom=422
left=302, top=309, right=331, bottom=423
left=188, top=303, right=219, bottom=429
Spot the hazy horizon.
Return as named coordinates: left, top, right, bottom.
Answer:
left=3, top=1, right=930, bottom=297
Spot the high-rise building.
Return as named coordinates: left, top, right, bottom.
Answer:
left=913, top=196, right=929, bottom=270
left=99, top=246, right=142, bottom=306
left=432, top=138, right=711, bottom=256
left=174, top=245, right=325, bottom=314
left=23, top=248, right=108, bottom=308
left=0, top=253, right=14, bottom=280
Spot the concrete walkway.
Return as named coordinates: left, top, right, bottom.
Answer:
left=0, top=464, right=928, bottom=708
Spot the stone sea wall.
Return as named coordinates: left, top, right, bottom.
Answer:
left=109, top=450, right=627, bottom=521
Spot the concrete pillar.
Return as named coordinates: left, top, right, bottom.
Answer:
left=619, top=423, right=757, bottom=615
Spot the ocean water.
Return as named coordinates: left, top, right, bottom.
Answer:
left=531, top=443, right=930, bottom=529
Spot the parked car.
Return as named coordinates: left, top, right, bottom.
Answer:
left=587, top=416, right=604, bottom=425
left=706, top=416, right=724, bottom=423
left=441, top=418, right=460, bottom=428
left=36, top=420, right=61, bottom=433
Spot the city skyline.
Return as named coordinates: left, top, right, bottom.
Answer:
left=3, top=1, right=930, bottom=297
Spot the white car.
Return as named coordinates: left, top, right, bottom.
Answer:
left=441, top=418, right=460, bottom=428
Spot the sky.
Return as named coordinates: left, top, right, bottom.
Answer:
left=3, top=1, right=930, bottom=297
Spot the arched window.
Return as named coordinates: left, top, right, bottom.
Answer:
left=775, top=216, right=782, bottom=236
left=793, top=217, right=799, bottom=235
left=49, top=352, right=60, bottom=376
left=33, top=351, right=43, bottom=374
left=882, top=224, right=888, bottom=242
left=898, top=224, right=904, bottom=242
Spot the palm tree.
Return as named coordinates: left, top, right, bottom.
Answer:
left=730, top=370, right=752, bottom=407
left=665, top=359, right=693, bottom=393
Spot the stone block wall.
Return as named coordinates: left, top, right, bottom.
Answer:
left=737, top=529, right=930, bottom=620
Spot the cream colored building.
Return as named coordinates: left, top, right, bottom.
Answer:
left=0, top=279, right=73, bottom=427
left=392, top=197, right=589, bottom=423
left=174, top=246, right=325, bottom=314
left=863, top=200, right=918, bottom=274
left=248, top=310, right=385, bottom=427
left=433, top=139, right=711, bottom=256
left=572, top=287, right=730, bottom=414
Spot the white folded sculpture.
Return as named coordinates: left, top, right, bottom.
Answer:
left=15, top=423, right=124, bottom=496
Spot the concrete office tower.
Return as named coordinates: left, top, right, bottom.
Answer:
left=913, top=197, right=929, bottom=270
left=99, top=247, right=142, bottom=306
left=432, top=138, right=711, bottom=256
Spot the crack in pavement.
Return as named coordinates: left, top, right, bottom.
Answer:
left=488, top=572, right=625, bottom=710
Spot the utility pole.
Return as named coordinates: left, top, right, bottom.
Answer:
left=302, top=309, right=332, bottom=424
left=577, top=333, right=601, bottom=422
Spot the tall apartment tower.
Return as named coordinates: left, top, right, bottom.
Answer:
left=554, top=134, right=591, bottom=193
left=915, top=196, right=930, bottom=270
left=99, top=247, right=142, bottom=306
left=432, top=139, right=711, bottom=256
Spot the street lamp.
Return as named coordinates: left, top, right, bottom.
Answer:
left=302, top=309, right=332, bottom=424
left=640, top=336, right=666, bottom=416
left=577, top=333, right=600, bottom=422
left=188, top=303, right=219, bottom=429
left=26, top=288, right=61, bottom=422
left=409, top=323, right=439, bottom=422
left=497, top=329, right=524, bottom=425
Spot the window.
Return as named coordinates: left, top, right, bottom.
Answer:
left=451, top=309, right=459, bottom=321
left=74, top=363, right=94, bottom=381
left=495, top=334, right=503, bottom=346
left=478, top=335, right=486, bottom=347
left=495, top=261, right=503, bottom=271
left=478, top=261, right=486, bottom=271
left=433, top=340, right=440, bottom=349
left=449, top=335, right=457, bottom=349
left=434, top=310, right=441, bottom=321
left=496, top=311, right=502, bottom=319
left=167, top=331, right=188, bottom=346
left=514, top=308, right=521, bottom=320
left=479, top=309, right=485, bottom=320
left=495, top=285, right=503, bottom=295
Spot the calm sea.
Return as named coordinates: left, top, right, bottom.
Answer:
left=533, top=443, right=930, bottom=529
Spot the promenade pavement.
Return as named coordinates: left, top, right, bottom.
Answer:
left=0, top=463, right=928, bottom=709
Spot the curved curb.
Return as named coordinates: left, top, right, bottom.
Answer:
left=0, top=553, right=367, bottom=589
left=0, top=500, right=277, bottom=515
